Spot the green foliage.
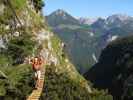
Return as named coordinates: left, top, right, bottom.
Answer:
left=0, top=64, right=33, bottom=99
left=41, top=65, right=90, bottom=100
left=32, top=0, right=44, bottom=12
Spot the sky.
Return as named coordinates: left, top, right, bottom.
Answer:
left=42, top=0, right=133, bottom=18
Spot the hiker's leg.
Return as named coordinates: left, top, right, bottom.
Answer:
left=35, top=80, right=38, bottom=89
left=35, top=72, right=38, bottom=88
left=36, top=70, right=41, bottom=89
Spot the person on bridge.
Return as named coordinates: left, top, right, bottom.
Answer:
left=29, top=56, right=44, bottom=89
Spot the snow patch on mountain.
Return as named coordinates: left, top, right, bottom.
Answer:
left=88, top=32, right=94, bottom=37
left=107, top=35, right=119, bottom=42
left=92, top=53, right=98, bottom=63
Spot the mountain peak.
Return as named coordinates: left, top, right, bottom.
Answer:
left=51, top=9, right=68, bottom=16
left=56, top=9, right=66, bottom=13
left=46, top=9, right=80, bottom=26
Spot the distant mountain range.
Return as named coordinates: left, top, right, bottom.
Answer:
left=46, top=9, right=133, bottom=74
left=78, top=17, right=98, bottom=25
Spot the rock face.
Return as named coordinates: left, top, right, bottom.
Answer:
left=84, top=36, right=133, bottom=100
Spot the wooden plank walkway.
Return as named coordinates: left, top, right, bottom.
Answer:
left=27, top=69, right=45, bottom=100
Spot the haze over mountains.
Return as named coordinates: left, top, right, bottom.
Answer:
left=46, top=9, right=133, bottom=73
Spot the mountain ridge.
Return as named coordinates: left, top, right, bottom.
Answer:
left=47, top=9, right=133, bottom=26
left=46, top=9, right=133, bottom=74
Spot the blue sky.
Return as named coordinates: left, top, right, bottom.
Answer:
left=42, top=0, right=133, bottom=18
